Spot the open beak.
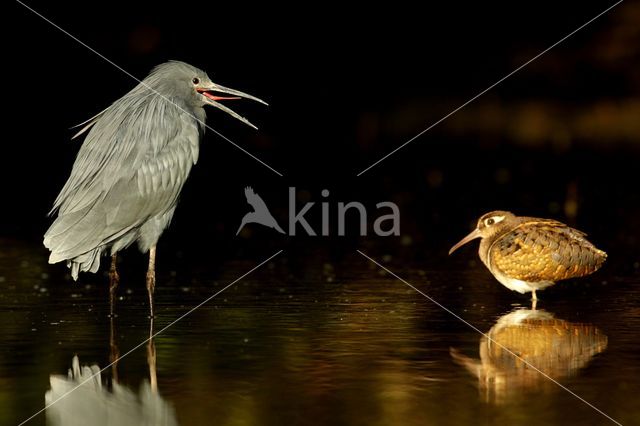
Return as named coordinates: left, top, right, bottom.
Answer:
left=197, top=82, right=268, bottom=130
left=448, top=228, right=482, bottom=255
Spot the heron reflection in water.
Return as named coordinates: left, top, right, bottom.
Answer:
left=45, top=318, right=176, bottom=426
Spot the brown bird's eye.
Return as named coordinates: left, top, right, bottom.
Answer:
left=192, top=77, right=200, bottom=85
left=487, top=218, right=495, bottom=226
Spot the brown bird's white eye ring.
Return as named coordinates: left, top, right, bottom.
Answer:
left=192, top=77, right=200, bottom=85
left=484, top=215, right=505, bottom=227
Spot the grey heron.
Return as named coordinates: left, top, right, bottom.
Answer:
left=44, top=61, right=267, bottom=317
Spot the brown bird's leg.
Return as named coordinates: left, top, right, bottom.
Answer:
left=147, top=317, right=158, bottom=393
left=146, top=245, right=156, bottom=318
left=109, top=254, right=120, bottom=317
left=531, top=289, right=538, bottom=310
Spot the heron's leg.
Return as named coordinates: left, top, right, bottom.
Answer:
left=146, top=245, right=156, bottom=318
left=109, top=316, right=120, bottom=383
left=147, top=317, right=158, bottom=393
left=109, top=254, right=119, bottom=317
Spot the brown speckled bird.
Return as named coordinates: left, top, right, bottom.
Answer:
left=449, top=211, right=607, bottom=301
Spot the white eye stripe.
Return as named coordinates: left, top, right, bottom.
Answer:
left=484, top=215, right=505, bottom=226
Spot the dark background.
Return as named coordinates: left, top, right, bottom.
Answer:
left=5, top=0, right=639, bottom=273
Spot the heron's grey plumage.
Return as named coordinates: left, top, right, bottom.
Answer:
left=44, top=61, right=264, bottom=281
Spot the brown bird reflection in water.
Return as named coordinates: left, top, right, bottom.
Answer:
left=451, top=309, right=608, bottom=404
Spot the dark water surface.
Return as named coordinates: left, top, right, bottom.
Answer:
left=1, top=238, right=638, bottom=426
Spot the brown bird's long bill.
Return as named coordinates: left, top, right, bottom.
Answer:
left=449, top=228, right=481, bottom=255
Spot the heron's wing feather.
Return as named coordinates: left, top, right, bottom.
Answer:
left=491, top=221, right=606, bottom=282
left=45, top=93, right=201, bottom=261
left=46, top=128, right=199, bottom=260
left=51, top=93, right=194, bottom=215
left=70, top=107, right=111, bottom=140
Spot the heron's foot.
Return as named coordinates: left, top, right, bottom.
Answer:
left=146, top=271, right=156, bottom=318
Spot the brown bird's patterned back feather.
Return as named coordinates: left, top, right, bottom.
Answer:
left=489, top=218, right=607, bottom=283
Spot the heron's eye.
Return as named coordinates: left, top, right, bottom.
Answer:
left=486, top=218, right=495, bottom=226
left=192, top=77, right=200, bottom=85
